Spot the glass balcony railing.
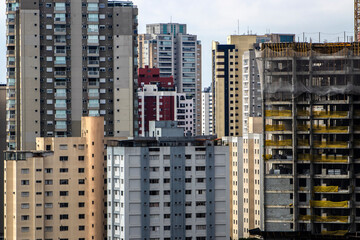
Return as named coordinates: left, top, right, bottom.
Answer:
left=88, top=92, right=99, bottom=97
left=55, top=92, right=66, bottom=97
left=88, top=71, right=99, bottom=76
left=55, top=103, right=66, bottom=108
left=55, top=124, right=67, bottom=130
left=55, top=114, right=67, bottom=119
left=88, top=60, right=99, bottom=65
left=88, top=103, right=100, bottom=108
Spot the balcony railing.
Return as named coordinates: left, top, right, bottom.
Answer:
left=55, top=103, right=66, bottom=108
left=55, top=92, right=66, bottom=97
left=88, top=103, right=100, bottom=108
left=55, top=124, right=67, bottom=130
left=55, top=71, right=66, bottom=76
left=55, top=114, right=67, bottom=119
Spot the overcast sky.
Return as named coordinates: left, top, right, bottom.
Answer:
left=0, top=0, right=354, bottom=87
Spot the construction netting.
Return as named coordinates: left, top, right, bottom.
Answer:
left=256, top=43, right=360, bottom=98
left=298, top=154, right=348, bottom=163
left=313, top=126, right=349, bottom=133
left=265, top=110, right=292, bottom=117
left=313, top=141, right=348, bottom=148
left=265, top=139, right=292, bottom=146
left=265, top=125, right=286, bottom=131
left=313, top=111, right=348, bottom=118
left=313, top=186, right=339, bottom=192
left=297, top=139, right=309, bottom=147
left=299, top=215, right=349, bottom=223
left=310, top=200, right=349, bottom=208
left=321, top=230, right=348, bottom=236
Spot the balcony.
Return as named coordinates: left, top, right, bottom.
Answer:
left=88, top=92, right=99, bottom=98
left=54, top=27, right=66, bottom=34
left=88, top=60, right=99, bottom=65
left=88, top=103, right=100, bottom=108
left=55, top=103, right=66, bottom=108
left=55, top=92, right=66, bottom=98
left=6, top=124, right=15, bottom=131
left=55, top=113, right=67, bottom=119
left=6, top=113, right=15, bottom=120
left=55, top=81, right=67, bottom=87
left=7, top=135, right=16, bottom=141
left=88, top=71, right=99, bottom=77
left=55, top=124, right=67, bottom=130
left=55, top=71, right=66, bottom=76
left=88, top=49, right=99, bottom=55
left=6, top=50, right=15, bottom=56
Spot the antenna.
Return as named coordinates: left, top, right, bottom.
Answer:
left=237, top=19, right=240, bottom=35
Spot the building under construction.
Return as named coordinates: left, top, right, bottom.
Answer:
left=258, top=42, right=360, bottom=237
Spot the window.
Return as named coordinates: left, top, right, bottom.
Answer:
left=60, top=168, right=68, bottom=173
left=21, top=180, right=29, bottom=185
left=44, top=203, right=53, bottom=208
left=196, top=213, right=206, bottom=218
left=45, top=168, right=53, bottom=173
left=45, top=215, right=53, bottom=220
left=60, top=214, right=68, bottom=220
left=78, top=179, right=85, bottom=184
left=45, top=226, right=53, bottom=232
left=60, top=191, right=68, bottom=196
left=21, top=168, right=29, bottom=174
left=21, top=203, right=30, bottom=209
left=79, top=214, right=85, bottom=219
left=79, top=202, right=85, bottom=207
left=78, top=168, right=85, bottom=173
left=45, top=180, right=53, bottom=185
left=45, top=191, right=53, bottom=196
left=21, top=227, right=29, bottom=232
left=78, top=156, right=85, bottom=161
left=79, top=225, right=85, bottom=231
left=21, top=192, right=29, bottom=197
left=21, top=215, right=29, bottom=221
left=60, top=226, right=68, bottom=231
left=59, top=156, right=68, bottom=161
left=78, top=191, right=85, bottom=196
left=59, top=179, right=69, bottom=185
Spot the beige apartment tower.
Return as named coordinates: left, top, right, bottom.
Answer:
left=224, top=117, right=264, bottom=239
left=4, top=117, right=106, bottom=240
left=6, top=0, right=138, bottom=151
left=212, top=34, right=294, bottom=138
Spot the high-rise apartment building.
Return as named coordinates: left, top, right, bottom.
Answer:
left=6, top=0, right=138, bottom=151
left=201, top=87, right=213, bottom=135
left=0, top=85, right=6, bottom=237
left=259, top=42, right=360, bottom=236
left=212, top=34, right=294, bottom=138
left=107, top=121, right=230, bottom=239
left=4, top=117, right=106, bottom=240
left=224, top=117, right=264, bottom=239
left=138, top=66, right=193, bottom=136
left=138, top=23, right=202, bottom=136
left=242, top=50, right=262, bottom=134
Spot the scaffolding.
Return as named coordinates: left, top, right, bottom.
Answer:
left=261, top=42, right=359, bottom=235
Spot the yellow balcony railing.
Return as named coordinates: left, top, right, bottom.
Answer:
left=300, top=215, right=349, bottom=223
left=310, top=200, right=348, bottom=208
left=313, top=186, right=339, bottom=193
left=265, top=110, right=292, bottom=117
left=314, top=141, right=348, bottom=148
left=313, top=111, right=348, bottom=118
left=313, top=126, right=348, bottom=133
left=265, top=125, right=286, bottom=131
left=298, top=154, right=348, bottom=163
left=265, top=139, right=292, bottom=147
left=321, top=230, right=348, bottom=236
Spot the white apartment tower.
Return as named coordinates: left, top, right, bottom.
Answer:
left=107, top=121, right=230, bottom=239
left=201, top=87, right=213, bottom=135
